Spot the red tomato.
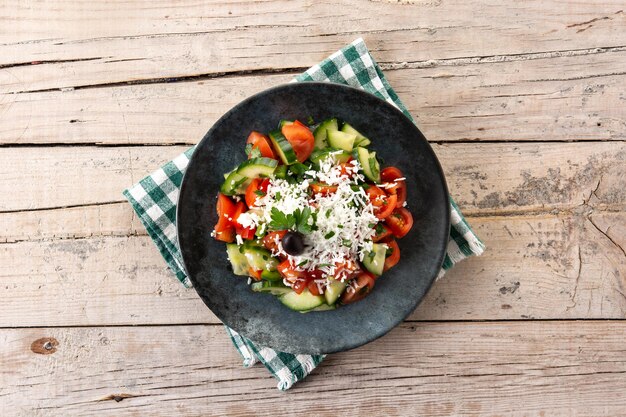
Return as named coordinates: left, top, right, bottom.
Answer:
left=385, top=208, right=414, bottom=238
left=338, top=162, right=354, bottom=177
left=248, top=267, right=262, bottom=281
left=259, top=178, right=271, bottom=194
left=214, top=194, right=236, bottom=242
left=310, top=183, right=338, bottom=196
left=237, top=225, right=256, bottom=240
left=340, top=272, right=376, bottom=304
left=214, top=227, right=235, bottom=243
left=231, top=201, right=246, bottom=226
left=291, top=279, right=308, bottom=294
left=278, top=260, right=305, bottom=282
left=383, top=239, right=400, bottom=272
left=334, top=259, right=360, bottom=281
left=372, top=223, right=393, bottom=243
left=307, top=280, right=323, bottom=296
left=281, top=122, right=314, bottom=162
left=366, top=185, right=397, bottom=219
left=381, top=167, right=406, bottom=208
left=245, top=179, right=263, bottom=208
left=247, top=131, right=276, bottom=159
left=293, top=120, right=308, bottom=128
left=263, top=231, right=287, bottom=253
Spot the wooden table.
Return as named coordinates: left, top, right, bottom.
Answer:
left=1, top=1, right=625, bottom=415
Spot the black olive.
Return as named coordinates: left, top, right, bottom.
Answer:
left=282, top=231, right=305, bottom=256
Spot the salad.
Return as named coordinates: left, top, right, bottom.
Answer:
left=212, top=118, right=414, bottom=312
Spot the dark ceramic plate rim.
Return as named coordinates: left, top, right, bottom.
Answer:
left=177, top=82, right=450, bottom=354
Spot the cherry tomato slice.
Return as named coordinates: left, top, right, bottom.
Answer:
left=215, top=193, right=236, bottom=233
left=263, top=231, right=287, bottom=253
left=307, top=279, right=323, bottom=296
left=281, top=122, right=314, bottom=162
left=310, top=183, right=338, bottom=196
left=366, top=185, right=397, bottom=219
left=383, top=239, right=400, bottom=272
left=385, top=208, right=414, bottom=238
left=381, top=167, right=406, bottom=208
left=372, top=223, right=393, bottom=242
left=340, top=272, right=376, bottom=304
left=245, top=178, right=263, bottom=208
left=247, top=131, right=276, bottom=159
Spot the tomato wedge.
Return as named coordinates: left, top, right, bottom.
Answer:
left=308, top=280, right=323, bottom=296
left=385, top=207, right=414, bottom=238
left=381, top=167, right=406, bottom=208
left=214, top=194, right=236, bottom=242
left=340, top=272, right=376, bottom=304
left=237, top=225, right=256, bottom=240
left=383, top=239, right=400, bottom=272
left=247, top=131, right=276, bottom=159
left=248, top=267, right=263, bottom=281
left=259, top=178, right=271, bottom=194
left=366, top=185, right=397, bottom=219
left=372, top=223, right=393, bottom=242
left=263, top=231, right=287, bottom=253
left=281, top=121, right=315, bottom=162
left=310, top=182, right=338, bottom=196
left=231, top=201, right=246, bottom=226
left=245, top=178, right=263, bottom=208
left=292, top=279, right=308, bottom=294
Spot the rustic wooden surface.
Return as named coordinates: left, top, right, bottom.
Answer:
left=1, top=1, right=625, bottom=416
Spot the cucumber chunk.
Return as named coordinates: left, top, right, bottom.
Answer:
left=280, top=289, right=325, bottom=311
left=251, top=281, right=292, bottom=296
left=274, top=165, right=288, bottom=179
left=261, top=269, right=282, bottom=281
left=269, top=130, right=298, bottom=165
left=341, top=123, right=370, bottom=147
left=354, top=147, right=380, bottom=183
left=242, top=244, right=278, bottom=271
left=301, top=303, right=336, bottom=313
left=325, top=278, right=347, bottom=305
left=313, top=118, right=339, bottom=149
left=362, top=243, right=387, bottom=276
left=327, top=130, right=356, bottom=152
left=226, top=244, right=249, bottom=276
left=236, top=157, right=277, bottom=179
left=220, top=171, right=250, bottom=195
left=309, top=148, right=352, bottom=165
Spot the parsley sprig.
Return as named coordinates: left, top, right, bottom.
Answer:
left=268, top=207, right=314, bottom=234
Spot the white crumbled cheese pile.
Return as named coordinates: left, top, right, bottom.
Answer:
left=239, top=155, right=378, bottom=278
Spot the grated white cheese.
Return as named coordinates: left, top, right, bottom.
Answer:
left=252, top=155, right=378, bottom=278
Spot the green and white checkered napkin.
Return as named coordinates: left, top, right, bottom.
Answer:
left=123, top=38, right=485, bottom=391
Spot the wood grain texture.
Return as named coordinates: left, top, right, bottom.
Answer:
left=0, top=142, right=623, bottom=215
left=2, top=50, right=625, bottom=144
left=2, top=322, right=626, bottom=416
left=1, top=212, right=624, bottom=326
left=1, top=0, right=625, bottom=92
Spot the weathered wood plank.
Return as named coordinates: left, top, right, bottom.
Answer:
left=0, top=142, right=623, bottom=216
left=2, top=322, right=626, bottom=416
left=1, top=0, right=625, bottom=92
left=1, top=212, right=624, bottom=326
left=2, top=50, right=625, bottom=144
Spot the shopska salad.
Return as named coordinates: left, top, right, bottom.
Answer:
left=212, top=118, right=413, bottom=312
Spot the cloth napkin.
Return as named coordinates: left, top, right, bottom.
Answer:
left=123, top=38, right=485, bottom=391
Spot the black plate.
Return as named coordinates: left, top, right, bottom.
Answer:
left=177, top=82, right=450, bottom=354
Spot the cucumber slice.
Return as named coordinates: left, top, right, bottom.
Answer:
left=325, top=278, right=347, bottom=305
left=354, top=147, right=380, bottom=183
left=301, top=303, right=336, bottom=313
left=362, top=243, right=387, bottom=276
left=341, top=123, right=370, bottom=147
left=280, top=289, right=325, bottom=311
left=236, top=157, right=277, bottom=179
left=274, top=165, right=288, bottom=179
left=278, top=119, right=293, bottom=129
left=269, top=130, right=298, bottom=165
left=309, top=148, right=352, bottom=165
left=327, top=130, right=356, bottom=152
left=251, top=281, right=292, bottom=296
left=220, top=171, right=250, bottom=195
left=242, top=244, right=278, bottom=271
left=226, top=244, right=248, bottom=276
left=261, top=269, right=282, bottom=281
left=313, top=118, right=339, bottom=150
